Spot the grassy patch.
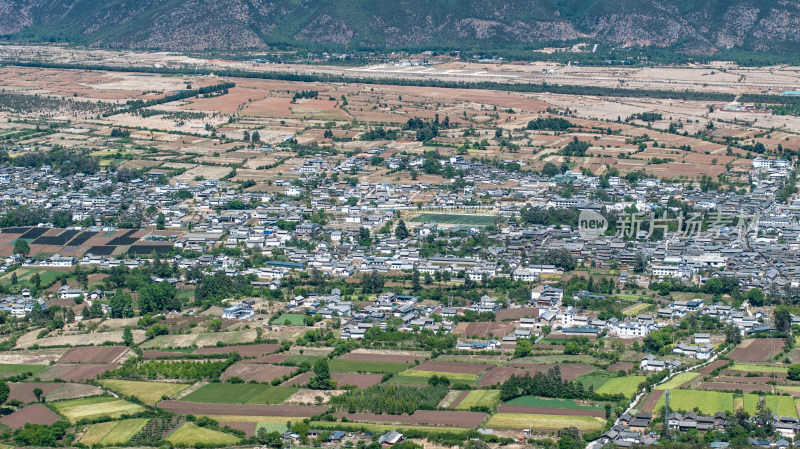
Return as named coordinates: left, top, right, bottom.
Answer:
left=623, top=303, right=651, bottom=317
left=654, top=373, right=700, bottom=390
left=100, top=380, right=190, bottom=404
left=247, top=386, right=299, bottom=405
left=730, top=364, right=789, bottom=373
left=98, top=419, right=149, bottom=445
left=0, top=363, right=48, bottom=375
left=743, top=394, right=797, bottom=418
left=399, top=370, right=478, bottom=382
left=456, top=390, right=501, bottom=410
left=54, top=397, right=145, bottom=422
left=486, top=413, right=605, bottom=431
left=655, top=390, right=734, bottom=414
left=409, top=213, right=498, bottom=226
left=310, top=421, right=471, bottom=433
left=329, top=359, right=411, bottom=374
left=271, top=314, right=306, bottom=325
left=283, top=354, right=324, bottom=366
left=257, top=422, right=289, bottom=433
left=386, top=375, right=429, bottom=386
left=510, top=355, right=597, bottom=364
left=181, top=383, right=271, bottom=404
left=504, top=396, right=603, bottom=410
left=166, top=422, right=240, bottom=446
left=576, top=371, right=615, bottom=390
left=79, top=421, right=117, bottom=445
left=595, top=376, right=646, bottom=397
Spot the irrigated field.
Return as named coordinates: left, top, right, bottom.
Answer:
left=455, top=390, right=501, bottom=410
left=54, top=396, right=145, bottom=422
left=99, top=380, right=190, bottom=404
left=165, top=422, right=240, bottom=446
left=181, top=384, right=298, bottom=405
left=654, top=390, right=734, bottom=414
left=595, top=376, right=646, bottom=397
left=487, top=413, right=606, bottom=431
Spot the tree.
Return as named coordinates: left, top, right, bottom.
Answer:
left=13, top=239, right=30, bottom=257
left=514, top=339, right=532, bottom=358
left=0, top=380, right=8, bottom=405
left=395, top=220, right=409, bottom=240
left=257, top=428, right=282, bottom=448
left=208, top=318, right=222, bottom=332
left=156, top=213, right=166, bottom=230
left=122, top=326, right=134, bottom=346
left=724, top=323, right=741, bottom=345
left=308, top=358, right=335, bottom=390
left=633, top=252, right=647, bottom=274
left=251, top=131, right=261, bottom=142
left=33, top=388, right=43, bottom=402
left=747, top=288, right=765, bottom=307
left=789, top=364, right=800, bottom=381
left=109, top=291, right=134, bottom=318
left=774, top=305, right=792, bottom=334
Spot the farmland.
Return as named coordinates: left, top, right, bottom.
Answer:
left=455, top=390, right=501, bottom=410
left=743, top=394, right=797, bottom=418
left=595, top=376, right=646, bottom=398
left=409, top=214, right=498, bottom=227
left=654, top=390, right=735, bottom=415
left=270, top=314, right=306, bottom=325
left=53, top=396, right=145, bottom=422
left=654, top=373, right=700, bottom=390
left=165, top=422, right=240, bottom=446
left=80, top=418, right=149, bottom=446
left=328, top=359, right=411, bottom=374
left=504, top=396, right=604, bottom=411
left=99, top=380, right=190, bottom=404
left=180, top=384, right=298, bottom=404
left=487, top=413, right=606, bottom=431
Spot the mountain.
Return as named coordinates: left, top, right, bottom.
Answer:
left=1, top=0, right=800, bottom=54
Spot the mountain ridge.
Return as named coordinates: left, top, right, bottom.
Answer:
left=1, top=0, right=799, bottom=54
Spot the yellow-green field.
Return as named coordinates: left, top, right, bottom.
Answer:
left=486, top=413, right=606, bottom=431
left=729, top=364, right=789, bottom=374
left=53, top=397, right=145, bottom=422
left=80, top=419, right=149, bottom=446
left=399, top=370, right=477, bottom=382
left=99, top=380, right=190, bottom=404
left=743, top=394, right=797, bottom=418
left=79, top=421, right=118, bottom=445
left=456, top=390, right=501, bottom=410
left=654, top=373, right=700, bottom=390
left=654, top=390, right=734, bottom=414
left=595, top=376, right=646, bottom=397
left=165, top=422, right=240, bottom=446
left=623, top=303, right=651, bottom=316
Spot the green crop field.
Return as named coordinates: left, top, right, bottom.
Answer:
left=486, top=413, right=605, bottom=431
left=100, top=380, right=190, bottom=404
left=623, top=303, right=651, bottom=317
left=595, top=376, right=645, bottom=397
left=409, top=213, right=498, bottom=226
left=79, top=421, right=118, bottom=445
left=729, top=364, right=789, bottom=373
left=743, top=394, right=797, bottom=418
left=386, top=375, right=429, bottom=386
left=654, top=373, right=700, bottom=390
left=98, top=419, right=149, bottom=445
left=284, top=354, right=324, bottom=365
left=505, top=396, right=603, bottom=410
left=166, top=422, right=240, bottom=446
left=271, top=314, right=307, bottom=325
left=181, top=383, right=270, bottom=403
left=181, top=384, right=298, bottom=404
left=655, top=390, right=734, bottom=414
left=329, top=359, right=411, bottom=374
left=0, top=363, right=48, bottom=375
left=248, top=386, right=298, bottom=405
left=310, top=421, right=471, bottom=433
left=576, top=371, right=615, bottom=390
left=257, top=422, right=289, bottom=434
left=511, top=355, right=597, bottom=364
left=456, top=390, right=501, bottom=410
left=399, top=370, right=477, bottom=382
left=54, top=397, right=145, bottom=422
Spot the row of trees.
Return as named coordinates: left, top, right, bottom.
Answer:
left=499, top=366, right=591, bottom=401
left=331, top=383, right=449, bottom=415
left=104, top=358, right=235, bottom=381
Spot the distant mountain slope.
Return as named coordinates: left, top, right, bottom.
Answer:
left=1, top=0, right=799, bottom=53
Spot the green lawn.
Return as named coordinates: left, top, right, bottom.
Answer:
left=100, top=380, right=190, bottom=404
left=505, top=396, right=603, bottom=410
left=0, top=363, right=48, bottom=375
left=271, top=314, right=306, bottom=325
left=166, top=422, right=240, bottom=446
left=409, top=213, right=498, bottom=226
left=743, top=394, right=797, bottom=418
left=654, top=390, right=734, bottom=414
left=654, top=373, right=700, bottom=390
left=487, top=413, right=605, bottom=431
left=730, top=364, right=789, bottom=374
left=456, top=390, right=501, bottom=410
left=329, top=359, right=411, bottom=374
left=595, top=376, right=646, bottom=397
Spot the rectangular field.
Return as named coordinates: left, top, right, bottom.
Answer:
left=270, top=314, right=306, bottom=325
left=165, top=422, right=240, bottom=446
left=399, top=370, right=478, bottom=382
left=654, top=372, right=700, bottom=390
left=743, top=394, right=797, bottom=418
left=455, top=390, right=501, bottom=410
left=328, top=359, right=411, bottom=374
left=99, top=380, right=190, bottom=404
left=82, top=418, right=149, bottom=446
left=486, top=413, right=605, bottom=431
left=595, top=376, right=645, bottom=397
left=180, top=384, right=299, bottom=405
left=729, top=363, right=789, bottom=373
left=504, top=396, right=604, bottom=410
left=53, top=396, right=145, bottom=422
left=409, top=214, right=498, bottom=226
left=654, top=390, right=734, bottom=414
